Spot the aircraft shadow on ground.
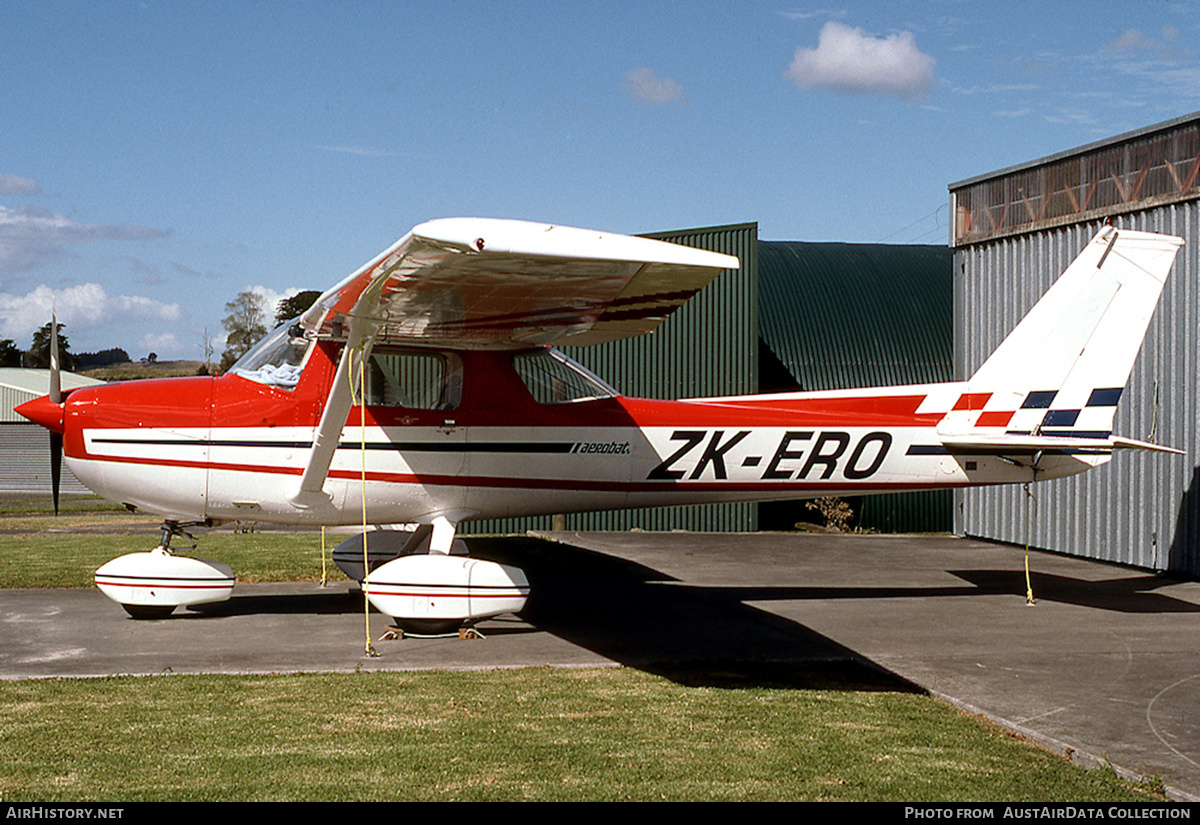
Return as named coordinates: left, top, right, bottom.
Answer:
left=947, top=569, right=1200, bottom=613
left=188, top=586, right=363, bottom=617
left=187, top=535, right=1197, bottom=687
left=655, top=568, right=1200, bottom=615
left=466, top=536, right=915, bottom=690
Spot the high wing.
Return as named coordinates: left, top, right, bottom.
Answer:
left=290, top=218, right=739, bottom=511
left=298, top=218, right=739, bottom=349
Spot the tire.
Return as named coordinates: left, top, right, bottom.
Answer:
left=122, top=604, right=176, bottom=620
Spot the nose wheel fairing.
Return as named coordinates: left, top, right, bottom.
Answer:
left=93, top=522, right=234, bottom=619
left=94, top=548, right=235, bottom=618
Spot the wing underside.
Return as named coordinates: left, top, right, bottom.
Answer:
left=299, top=218, right=740, bottom=349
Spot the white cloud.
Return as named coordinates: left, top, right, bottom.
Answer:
left=243, top=284, right=302, bottom=324
left=0, top=175, right=39, bottom=196
left=0, top=205, right=169, bottom=273
left=777, top=9, right=845, bottom=22
left=1107, top=28, right=1158, bottom=53
left=1105, top=27, right=1181, bottom=58
left=783, top=21, right=936, bottom=100
left=0, top=283, right=180, bottom=344
left=623, top=68, right=686, bottom=106
left=139, top=332, right=179, bottom=354
left=954, top=83, right=1039, bottom=96
left=312, top=144, right=400, bottom=157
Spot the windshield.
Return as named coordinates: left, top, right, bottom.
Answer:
left=227, top=323, right=312, bottom=389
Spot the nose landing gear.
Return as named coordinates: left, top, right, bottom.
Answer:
left=94, top=521, right=234, bottom=619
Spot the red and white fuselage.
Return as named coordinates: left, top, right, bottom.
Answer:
left=14, top=220, right=1184, bottom=622
left=48, top=346, right=1103, bottom=528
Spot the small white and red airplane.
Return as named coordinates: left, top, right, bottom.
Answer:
left=16, top=219, right=1184, bottom=626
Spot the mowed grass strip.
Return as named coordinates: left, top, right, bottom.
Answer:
left=0, top=668, right=1164, bottom=802
left=0, top=514, right=338, bottom=588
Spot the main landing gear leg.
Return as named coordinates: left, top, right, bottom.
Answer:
left=93, top=520, right=235, bottom=619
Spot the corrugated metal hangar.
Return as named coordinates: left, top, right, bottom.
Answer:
left=468, top=225, right=954, bottom=536
left=0, top=368, right=103, bottom=495
left=951, top=110, right=1200, bottom=575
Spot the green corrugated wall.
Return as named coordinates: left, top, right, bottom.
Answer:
left=465, top=223, right=759, bottom=534
left=755, top=240, right=953, bottom=534
left=756, top=241, right=952, bottom=390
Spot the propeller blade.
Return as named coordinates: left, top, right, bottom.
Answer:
left=50, top=431, right=62, bottom=516
left=49, top=313, right=62, bottom=515
left=49, top=313, right=61, bottom=405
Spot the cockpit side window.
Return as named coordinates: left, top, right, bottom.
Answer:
left=512, top=348, right=618, bottom=404
left=366, top=349, right=462, bottom=410
left=227, top=323, right=312, bottom=390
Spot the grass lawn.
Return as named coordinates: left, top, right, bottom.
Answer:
left=0, top=668, right=1166, bottom=802
left=0, top=498, right=341, bottom=587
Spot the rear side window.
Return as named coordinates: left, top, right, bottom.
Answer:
left=513, top=348, right=617, bottom=404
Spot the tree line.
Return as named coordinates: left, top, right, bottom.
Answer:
left=0, top=290, right=319, bottom=375
left=0, top=324, right=124, bottom=371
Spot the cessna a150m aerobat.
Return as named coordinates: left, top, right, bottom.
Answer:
left=17, top=219, right=1184, bottom=625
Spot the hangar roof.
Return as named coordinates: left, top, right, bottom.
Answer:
left=0, top=368, right=104, bottom=423
left=950, top=110, right=1200, bottom=246
left=757, top=241, right=952, bottom=391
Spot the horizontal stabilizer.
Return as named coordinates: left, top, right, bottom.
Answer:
left=1110, top=435, right=1185, bottom=455
left=939, top=433, right=1183, bottom=455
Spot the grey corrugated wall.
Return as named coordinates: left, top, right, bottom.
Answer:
left=953, top=204, right=1200, bottom=573
left=0, top=424, right=92, bottom=494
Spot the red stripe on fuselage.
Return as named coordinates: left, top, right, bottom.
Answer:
left=624, top=394, right=937, bottom=428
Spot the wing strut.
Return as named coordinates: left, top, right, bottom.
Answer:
left=289, top=318, right=379, bottom=508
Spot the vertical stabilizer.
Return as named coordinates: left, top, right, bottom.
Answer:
left=939, top=227, right=1182, bottom=440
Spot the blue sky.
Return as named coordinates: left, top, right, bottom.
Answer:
left=2, top=1, right=1199, bottom=360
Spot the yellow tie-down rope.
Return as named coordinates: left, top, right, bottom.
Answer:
left=349, top=345, right=379, bottom=658
left=1022, top=483, right=1038, bottom=606
left=320, top=526, right=328, bottom=588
